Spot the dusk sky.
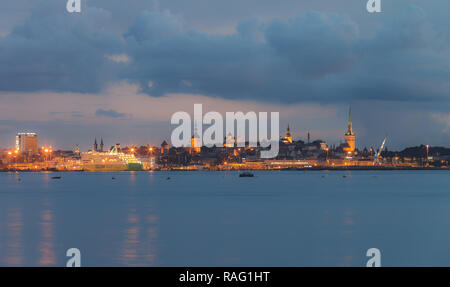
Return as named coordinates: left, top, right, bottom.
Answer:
left=0, top=0, right=449, bottom=151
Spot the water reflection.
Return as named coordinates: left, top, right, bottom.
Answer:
left=37, top=200, right=56, bottom=266
left=340, top=209, right=357, bottom=266
left=2, top=171, right=448, bottom=266
left=146, top=214, right=159, bottom=263
left=119, top=201, right=159, bottom=266
left=2, top=207, right=24, bottom=266
left=120, top=209, right=140, bottom=264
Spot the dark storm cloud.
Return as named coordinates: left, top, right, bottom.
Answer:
left=123, top=11, right=361, bottom=101
left=264, top=13, right=359, bottom=77
left=122, top=5, right=449, bottom=103
left=0, top=0, right=123, bottom=93
left=0, top=1, right=448, bottom=105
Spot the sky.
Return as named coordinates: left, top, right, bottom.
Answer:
left=0, top=0, right=449, bottom=151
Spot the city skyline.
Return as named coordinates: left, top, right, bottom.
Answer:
left=2, top=106, right=446, bottom=156
left=0, top=102, right=448, bottom=152
left=2, top=106, right=448, bottom=172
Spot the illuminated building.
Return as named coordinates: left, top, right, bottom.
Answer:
left=344, top=107, right=356, bottom=153
left=15, top=132, right=38, bottom=155
left=190, top=124, right=201, bottom=154
left=281, top=125, right=293, bottom=144
left=161, top=140, right=169, bottom=154
left=224, top=133, right=235, bottom=148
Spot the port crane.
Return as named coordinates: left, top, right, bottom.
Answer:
left=374, top=137, right=387, bottom=165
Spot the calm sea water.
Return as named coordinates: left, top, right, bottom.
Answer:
left=0, top=170, right=449, bottom=266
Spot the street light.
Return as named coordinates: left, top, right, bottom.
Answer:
left=426, top=144, right=429, bottom=166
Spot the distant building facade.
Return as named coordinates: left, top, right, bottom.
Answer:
left=15, top=132, right=38, bottom=155
left=161, top=140, right=169, bottom=154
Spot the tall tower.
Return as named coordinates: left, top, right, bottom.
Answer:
left=161, top=140, right=169, bottom=154
left=15, top=132, right=38, bottom=155
left=282, top=125, right=293, bottom=143
left=224, top=133, right=235, bottom=148
left=285, top=125, right=293, bottom=143
left=191, top=123, right=201, bottom=153
left=344, top=107, right=356, bottom=152
left=100, top=138, right=104, bottom=152
left=94, top=138, right=98, bottom=152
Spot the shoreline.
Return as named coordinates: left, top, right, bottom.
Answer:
left=0, top=166, right=448, bottom=172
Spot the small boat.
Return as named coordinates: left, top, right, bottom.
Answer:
left=239, top=172, right=254, bottom=178
left=51, top=176, right=61, bottom=179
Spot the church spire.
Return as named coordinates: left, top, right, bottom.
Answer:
left=94, top=138, right=98, bottom=151
left=191, top=122, right=201, bottom=152
left=346, top=106, right=354, bottom=136
left=283, top=124, right=293, bottom=143
left=344, top=106, right=356, bottom=152
left=193, top=122, right=199, bottom=139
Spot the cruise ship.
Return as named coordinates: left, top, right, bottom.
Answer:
left=81, top=145, right=143, bottom=171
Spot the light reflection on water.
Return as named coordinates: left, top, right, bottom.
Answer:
left=38, top=201, right=56, bottom=266
left=0, top=170, right=449, bottom=266
left=3, top=207, right=24, bottom=266
left=118, top=202, right=159, bottom=266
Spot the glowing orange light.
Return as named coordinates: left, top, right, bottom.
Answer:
left=7, top=151, right=12, bottom=155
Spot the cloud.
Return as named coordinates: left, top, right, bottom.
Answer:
left=105, top=54, right=130, bottom=63
left=49, top=111, right=85, bottom=118
left=95, top=108, right=127, bottom=118
left=124, top=10, right=183, bottom=42
left=2, top=81, right=449, bottom=150
left=265, top=12, right=359, bottom=77
left=432, top=113, right=450, bottom=134
left=122, top=6, right=450, bottom=103
left=0, top=83, right=343, bottom=149
left=0, top=2, right=448, bottom=105
left=0, top=0, right=123, bottom=93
